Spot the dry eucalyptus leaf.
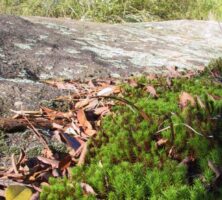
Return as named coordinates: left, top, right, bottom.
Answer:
left=179, top=92, right=195, bottom=108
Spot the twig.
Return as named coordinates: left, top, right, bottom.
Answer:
left=90, top=95, right=150, bottom=121
left=208, top=160, right=221, bottom=178
left=169, top=116, right=175, bottom=144
left=77, top=143, right=88, bottom=166
left=156, top=126, right=171, bottom=134
left=23, top=116, right=50, bottom=150
left=11, top=154, right=19, bottom=174
left=181, top=123, right=213, bottom=138
left=155, top=123, right=213, bottom=138
left=10, top=109, right=42, bottom=116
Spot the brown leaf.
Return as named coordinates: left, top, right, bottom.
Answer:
left=97, top=86, right=116, bottom=96
left=17, top=149, right=26, bottom=166
left=146, top=85, right=157, bottom=97
left=44, top=80, right=78, bottom=91
left=85, top=129, right=97, bottom=136
left=37, top=156, right=59, bottom=168
left=128, top=79, right=138, bottom=87
left=75, top=99, right=90, bottom=109
left=59, top=155, right=72, bottom=171
left=179, top=92, right=195, bottom=108
left=11, top=154, right=19, bottom=174
left=52, top=122, right=64, bottom=130
left=78, top=144, right=87, bottom=166
left=41, top=107, right=73, bottom=120
left=80, top=183, right=97, bottom=196
left=166, top=66, right=181, bottom=77
left=156, top=138, right=168, bottom=147
left=94, top=107, right=110, bottom=115
left=77, top=110, right=92, bottom=130
left=196, top=96, right=205, bottom=109
left=85, top=99, right=99, bottom=110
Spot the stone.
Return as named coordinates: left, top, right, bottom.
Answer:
left=0, top=79, right=67, bottom=116
left=0, top=15, right=222, bottom=115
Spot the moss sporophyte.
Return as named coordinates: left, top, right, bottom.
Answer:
left=41, top=58, right=222, bottom=199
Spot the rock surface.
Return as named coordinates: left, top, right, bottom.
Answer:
left=0, top=15, right=222, bottom=114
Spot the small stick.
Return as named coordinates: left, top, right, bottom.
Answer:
left=90, top=95, right=150, bottom=121
left=77, top=143, right=87, bottom=166
left=208, top=160, right=221, bottom=178
left=23, top=116, right=49, bottom=150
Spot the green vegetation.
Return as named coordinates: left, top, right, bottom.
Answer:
left=1, top=0, right=222, bottom=22
left=41, top=59, right=222, bottom=199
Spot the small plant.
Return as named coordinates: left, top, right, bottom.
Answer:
left=41, top=59, right=222, bottom=199
left=1, top=0, right=222, bottom=22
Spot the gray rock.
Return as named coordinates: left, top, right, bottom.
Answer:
left=0, top=79, right=67, bottom=116
left=0, top=15, right=222, bottom=115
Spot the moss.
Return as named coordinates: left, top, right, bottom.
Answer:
left=41, top=59, right=222, bottom=199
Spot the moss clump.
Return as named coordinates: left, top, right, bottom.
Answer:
left=41, top=60, right=222, bottom=199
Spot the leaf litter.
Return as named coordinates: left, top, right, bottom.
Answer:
left=0, top=78, right=124, bottom=198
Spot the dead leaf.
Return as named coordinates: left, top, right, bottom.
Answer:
left=17, top=149, right=26, bottom=167
left=59, top=155, right=72, bottom=171
left=128, top=79, right=138, bottom=87
left=11, top=154, right=19, bottom=174
left=75, top=99, right=90, bottom=109
left=196, top=96, right=205, bottom=109
left=77, top=109, right=92, bottom=130
left=166, top=66, right=181, bottom=77
left=41, top=107, right=73, bottom=120
left=52, top=122, right=63, bottom=130
left=37, top=156, right=59, bottom=168
left=97, top=86, right=115, bottom=96
left=85, top=99, right=99, bottom=110
left=85, top=129, right=97, bottom=136
left=44, top=80, right=78, bottom=91
left=80, top=183, right=97, bottom=196
left=94, top=107, right=110, bottom=115
left=146, top=85, right=157, bottom=97
left=156, top=138, right=168, bottom=147
left=78, top=144, right=87, bottom=166
left=179, top=92, right=195, bottom=108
